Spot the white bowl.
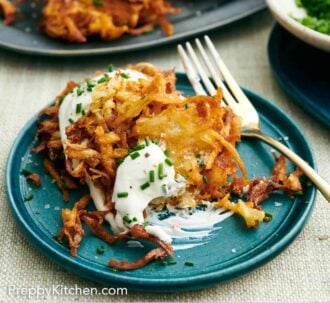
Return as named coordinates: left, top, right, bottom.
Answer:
left=266, top=0, right=330, bottom=52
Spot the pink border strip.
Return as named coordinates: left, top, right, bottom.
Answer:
left=1, top=303, right=329, bottom=329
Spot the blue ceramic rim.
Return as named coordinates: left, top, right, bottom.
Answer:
left=5, top=73, right=317, bottom=291
left=268, top=24, right=330, bottom=128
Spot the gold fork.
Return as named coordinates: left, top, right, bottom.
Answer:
left=178, top=36, right=330, bottom=202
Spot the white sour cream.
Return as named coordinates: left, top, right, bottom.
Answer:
left=112, top=143, right=184, bottom=243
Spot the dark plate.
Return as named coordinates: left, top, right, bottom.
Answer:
left=5, top=73, right=316, bottom=292
left=268, top=24, right=330, bottom=128
left=0, top=0, right=265, bottom=56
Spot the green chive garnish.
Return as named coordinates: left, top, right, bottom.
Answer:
left=264, top=212, right=273, bottom=221
left=97, top=75, right=108, bottom=84
left=184, top=261, right=194, bottom=267
left=76, top=88, right=84, bottom=96
left=116, top=158, right=124, bottom=165
left=120, top=72, right=130, bottom=79
left=93, top=0, right=103, bottom=6
left=152, top=139, right=159, bottom=145
left=131, top=144, right=145, bottom=152
left=158, top=163, right=164, bottom=180
left=132, top=217, right=138, bottom=222
left=143, top=221, right=150, bottom=227
left=164, top=149, right=170, bottom=156
left=24, top=193, right=33, bottom=202
left=108, top=64, right=114, bottom=72
left=76, top=103, right=82, bottom=114
left=21, top=168, right=33, bottom=176
left=149, top=170, right=155, bottom=183
left=117, top=192, right=128, bottom=198
left=184, top=103, right=189, bottom=109
left=96, top=246, right=105, bottom=254
left=145, top=137, right=150, bottom=146
left=59, top=95, right=65, bottom=105
left=168, top=261, right=177, bottom=265
left=130, top=152, right=140, bottom=160
left=81, top=110, right=86, bottom=116
left=202, top=175, right=208, bottom=184
left=160, top=261, right=168, bottom=266
left=87, top=81, right=95, bottom=91
left=294, top=191, right=303, bottom=196
left=140, top=182, right=150, bottom=190
left=123, top=215, right=132, bottom=224
left=165, top=158, right=174, bottom=166
left=68, top=118, right=74, bottom=124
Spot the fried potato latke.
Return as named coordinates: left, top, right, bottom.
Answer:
left=33, top=63, right=304, bottom=270
left=1, top=0, right=179, bottom=43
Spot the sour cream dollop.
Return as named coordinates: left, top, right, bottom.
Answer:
left=111, top=142, right=184, bottom=242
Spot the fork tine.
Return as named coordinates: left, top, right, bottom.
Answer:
left=177, top=45, right=207, bottom=96
left=194, top=38, right=237, bottom=108
left=204, top=35, right=251, bottom=104
left=185, top=41, right=217, bottom=96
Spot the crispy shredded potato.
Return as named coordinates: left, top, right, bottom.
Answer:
left=0, top=0, right=15, bottom=25
left=1, top=0, right=179, bottom=43
left=33, top=63, right=304, bottom=269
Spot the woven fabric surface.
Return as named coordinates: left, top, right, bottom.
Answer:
left=0, top=11, right=329, bottom=302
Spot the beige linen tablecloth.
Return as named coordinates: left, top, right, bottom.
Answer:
left=0, top=11, right=329, bottom=302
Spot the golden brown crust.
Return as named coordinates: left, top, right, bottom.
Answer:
left=0, top=0, right=16, bottom=25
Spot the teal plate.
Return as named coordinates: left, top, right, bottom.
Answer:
left=6, top=73, right=316, bottom=292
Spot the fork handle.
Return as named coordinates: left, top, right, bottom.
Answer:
left=241, top=129, right=330, bottom=202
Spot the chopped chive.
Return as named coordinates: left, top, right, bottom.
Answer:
left=76, top=103, right=82, bottom=114
left=116, top=158, right=124, bottom=165
left=108, top=64, right=114, bottom=72
left=61, top=181, right=68, bottom=190
left=168, top=261, right=177, bottom=265
left=24, top=193, right=33, bottom=202
left=162, top=184, right=168, bottom=195
left=130, top=152, right=140, bottom=160
left=143, top=29, right=154, bottom=35
left=68, top=118, right=74, bottom=124
left=158, top=163, right=164, bottom=180
left=184, top=103, right=189, bottom=109
left=93, top=0, right=103, bottom=6
left=144, top=137, right=150, bottom=146
left=120, top=72, right=130, bottom=79
left=294, top=191, right=304, bottom=196
left=87, top=81, right=95, bottom=91
left=202, top=175, right=208, bottom=184
left=59, top=95, right=65, bottom=105
left=117, top=192, right=128, bottom=198
left=160, top=261, right=168, bottom=266
left=264, top=212, right=273, bottom=221
left=81, top=110, right=86, bottom=116
left=131, top=144, right=145, bottom=152
left=149, top=170, right=155, bottom=183
left=97, top=75, right=109, bottom=84
left=164, top=149, right=170, bottom=156
left=20, top=168, right=33, bottom=176
left=96, top=246, right=105, bottom=254
left=76, top=88, right=84, bottom=96
left=132, top=217, right=138, bottom=222
left=165, top=158, right=174, bottom=166
left=152, top=139, right=159, bottom=145
left=143, top=221, right=150, bottom=227
left=123, top=215, right=132, bottom=224
left=184, top=261, right=194, bottom=267
left=140, top=182, right=150, bottom=190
